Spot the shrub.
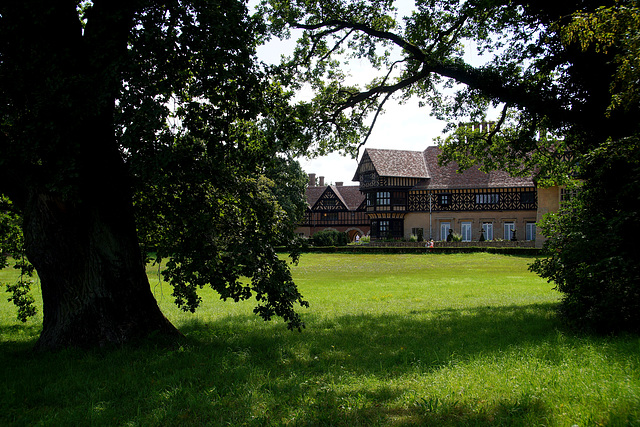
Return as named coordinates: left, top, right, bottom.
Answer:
left=311, top=230, right=349, bottom=246
left=530, top=141, right=640, bottom=334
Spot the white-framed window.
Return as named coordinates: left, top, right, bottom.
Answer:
left=440, top=222, right=451, bottom=241
left=504, top=222, right=515, bottom=240
left=376, top=191, right=390, bottom=206
left=475, top=193, right=499, bottom=204
left=461, top=222, right=472, bottom=242
left=482, top=222, right=494, bottom=240
left=526, top=222, right=536, bottom=241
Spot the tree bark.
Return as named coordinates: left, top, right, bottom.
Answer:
left=22, top=174, right=181, bottom=351
left=3, top=2, right=181, bottom=351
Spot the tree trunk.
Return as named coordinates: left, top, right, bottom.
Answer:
left=22, top=183, right=181, bottom=351
left=2, top=2, right=181, bottom=350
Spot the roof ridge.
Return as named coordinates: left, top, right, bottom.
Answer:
left=367, top=147, right=422, bottom=153
left=329, top=185, right=349, bottom=208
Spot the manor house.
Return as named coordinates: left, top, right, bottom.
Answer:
left=296, top=146, right=563, bottom=248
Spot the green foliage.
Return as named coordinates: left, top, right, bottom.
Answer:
left=531, top=139, right=640, bottom=334
left=311, top=229, right=349, bottom=246
left=0, top=1, right=314, bottom=331
left=0, top=196, right=37, bottom=321
left=0, top=197, right=21, bottom=271
left=558, top=2, right=640, bottom=114
left=5, top=279, right=37, bottom=322
left=261, top=0, right=640, bottom=333
left=118, top=0, right=313, bottom=330
left=261, top=0, right=639, bottom=178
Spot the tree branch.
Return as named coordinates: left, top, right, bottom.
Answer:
left=293, top=19, right=575, bottom=127
left=303, top=25, right=349, bottom=64
left=486, top=102, right=510, bottom=144
left=83, top=0, right=140, bottom=103
left=426, top=12, right=470, bottom=53
left=341, top=65, right=430, bottom=109
left=294, top=20, right=425, bottom=59
left=357, top=90, right=394, bottom=155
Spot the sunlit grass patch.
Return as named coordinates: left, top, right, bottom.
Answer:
left=1, top=253, right=639, bottom=426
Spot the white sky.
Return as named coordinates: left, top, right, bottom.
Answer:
left=253, top=1, right=486, bottom=185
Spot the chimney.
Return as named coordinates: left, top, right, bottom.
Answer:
left=308, top=173, right=316, bottom=187
left=335, top=182, right=343, bottom=187
left=319, top=176, right=325, bottom=186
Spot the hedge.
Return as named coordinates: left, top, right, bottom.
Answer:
left=278, top=246, right=541, bottom=256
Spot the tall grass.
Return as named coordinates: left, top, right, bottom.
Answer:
left=1, top=253, right=639, bottom=426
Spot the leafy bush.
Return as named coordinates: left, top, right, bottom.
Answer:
left=530, top=141, right=640, bottom=334
left=311, top=230, right=349, bottom=246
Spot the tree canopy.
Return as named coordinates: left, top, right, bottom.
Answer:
left=259, top=0, right=640, bottom=332
left=0, top=0, right=315, bottom=349
left=1, top=0, right=639, bottom=347
left=260, top=0, right=638, bottom=174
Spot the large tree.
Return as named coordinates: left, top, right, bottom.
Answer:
left=0, top=0, right=313, bottom=350
left=261, top=0, right=640, bottom=332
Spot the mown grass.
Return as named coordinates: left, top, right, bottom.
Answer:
left=1, top=253, right=639, bottom=426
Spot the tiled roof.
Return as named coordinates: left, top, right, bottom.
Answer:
left=365, top=149, right=430, bottom=178
left=305, top=185, right=365, bottom=211
left=419, top=146, right=534, bottom=189
left=305, top=186, right=327, bottom=208
left=353, top=146, right=533, bottom=189
left=332, top=185, right=365, bottom=210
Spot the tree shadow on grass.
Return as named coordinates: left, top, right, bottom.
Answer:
left=0, top=322, right=41, bottom=353
left=1, top=302, right=638, bottom=426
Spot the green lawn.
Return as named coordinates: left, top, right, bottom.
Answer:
left=1, top=253, right=639, bottom=426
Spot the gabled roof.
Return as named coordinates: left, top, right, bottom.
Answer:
left=332, top=185, right=365, bottom=210
left=418, top=146, right=534, bottom=189
left=305, top=184, right=365, bottom=211
left=352, top=146, right=534, bottom=189
left=355, top=148, right=430, bottom=180
left=305, top=186, right=327, bottom=208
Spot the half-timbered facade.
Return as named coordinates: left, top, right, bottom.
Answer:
left=353, top=146, right=539, bottom=242
left=295, top=176, right=369, bottom=241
